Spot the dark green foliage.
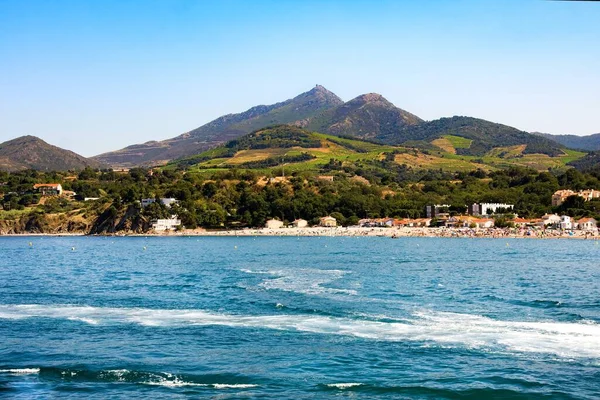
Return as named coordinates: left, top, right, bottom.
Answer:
left=537, top=132, right=600, bottom=151
left=385, top=117, right=565, bottom=157
left=227, top=126, right=321, bottom=150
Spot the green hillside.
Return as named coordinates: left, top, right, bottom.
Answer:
left=168, top=125, right=585, bottom=175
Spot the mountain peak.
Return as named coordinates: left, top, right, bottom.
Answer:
left=352, top=93, right=388, bottom=104
left=0, top=135, right=100, bottom=171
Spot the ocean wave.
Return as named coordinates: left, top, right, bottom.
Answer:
left=0, top=367, right=259, bottom=389
left=0, top=368, right=40, bottom=375
left=325, top=382, right=363, bottom=389
left=1, top=304, right=600, bottom=359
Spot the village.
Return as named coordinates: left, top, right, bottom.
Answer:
left=2, top=182, right=599, bottom=237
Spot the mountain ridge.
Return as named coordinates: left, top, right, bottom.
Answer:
left=93, top=85, right=343, bottom=167
left=0, top=136, right=101, bottom=172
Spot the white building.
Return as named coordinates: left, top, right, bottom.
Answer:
left=151, top=217, right=181, bottom=231
left=577, top=218, right=598, bottom=231
left=539, top=213, right=561, bottom=227
left=559, top=215, right=573, bottom=230
left=265, top=219, right=284, bottom=229
left=292, top=219, right=308, bottom=228
left=469, top=203, right=513, bottom=216
left=142, top=198, right=178, bottom=208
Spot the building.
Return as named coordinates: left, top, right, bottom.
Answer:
left=141, top=198, right=178, bottom=208
left=559, top=215, right=573, bottom=230
left=425, top=204, right=451, bottom=218
left=319, top=216, right=337, bottom=227
left=292, top=219, right=308, bottom=228
left=512, top=218, right=535, bottom=228
left=552, top=189, right=600, bottom=206
left=265, top=219, right=284, bottom=229
left=468, top=203, right=513, bottom=216
left=539, top=213, right=561, bottom=227
left=151, top=217, right=181, bottom=231
left=33, top=183, right=63, bottom=196
left=577, top=217, right=598, bottom=231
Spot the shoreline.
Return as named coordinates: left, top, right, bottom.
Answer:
left=2, top=227, right=599, bottom=240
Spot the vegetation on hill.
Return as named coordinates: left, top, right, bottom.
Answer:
left=537, top=132, right=600, bottom=151
left=168, top=125, right=584, bottom=175
left=384, top=116, right=566, bottom=157
left=306, top=93, right=422, bottom=141
left=2, top=159, right=600, bottom=234
left=568, top=151, right=600, bottom=173
left=0, top=136, right=101, bottom=172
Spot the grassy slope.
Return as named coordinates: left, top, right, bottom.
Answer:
left=174, top=127, right=586, bottom=175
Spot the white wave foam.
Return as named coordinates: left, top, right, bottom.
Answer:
left=1, top=304, right=600, bottom=359
left=257, top=269, right=356, bottom=296
left=0, top=368, right=40, bottom=375
left=213, top=384, right=258, bottom=389
left=326, top=382, right=363, bottom=389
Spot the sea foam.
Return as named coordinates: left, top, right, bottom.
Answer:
left=1, top=304, right=599, bottom=359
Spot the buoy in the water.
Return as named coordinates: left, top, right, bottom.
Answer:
left=71, top=247, right=75, bottom=251
left=28, top=242, right=33, bottom=247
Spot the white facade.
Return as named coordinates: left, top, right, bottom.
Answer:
left=142, top=198, right=178, bottom=208
left=292, top=219, right=308, bottom=228
left=578, top=218, right=598, bottom=231
left=151, top=217, right=181, bottom=231
left=559, top=215, right=573, bottom=230
left=479, top=203, right=513, bottom=216
left=540, top=214, right=561, bottom=226
left=265, top=219, right=284, bottom=229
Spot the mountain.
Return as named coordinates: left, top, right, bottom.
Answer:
left=304, top=93, right=422, bottom=141
left=0, top=136, right=101, bottom=172
left=393, top=116, right=566, bottom=157
left=93, top=85, right=343, bottom=168
left=535, top=132, right=600, bottom=152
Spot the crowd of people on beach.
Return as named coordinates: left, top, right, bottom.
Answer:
left=171, top=226, right=599, bottom=239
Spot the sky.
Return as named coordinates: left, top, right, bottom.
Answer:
left=1, top=0, right=599, bottom=157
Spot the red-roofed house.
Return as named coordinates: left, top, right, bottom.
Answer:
left=577, top=218, right=598, bottom=231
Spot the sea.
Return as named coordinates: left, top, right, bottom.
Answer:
left=1, top=236, right=599, bottom=399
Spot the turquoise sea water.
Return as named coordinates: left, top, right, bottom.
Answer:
left=1, top=236, right=599, bottom=399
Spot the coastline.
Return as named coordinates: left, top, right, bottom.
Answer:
left=2, top=227, right=598, bottom=239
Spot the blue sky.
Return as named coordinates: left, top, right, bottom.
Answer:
left=1, top=0, right=599, bottom=156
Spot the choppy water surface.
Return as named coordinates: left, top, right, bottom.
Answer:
left=1, top=236, right=599, bottom=399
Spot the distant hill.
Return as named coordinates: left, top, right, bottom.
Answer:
left=568, top=151, right=600, bottom=172
left=393, top=116, right=566, bottom=157
left=93, top=85, right=343, bottom=168
left=0, top=136, right=101, bottom=172
left=170, top=125, right=583, bottom=174
left=535, top=132, right=600, bottom=151
left=304, top=93, right=422, bottom=141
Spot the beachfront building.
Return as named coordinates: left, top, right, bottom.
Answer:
left=538, top=213, right=561, bottom=227
left=151, top=217, right=181, bottom=231
left=141, top=198, right=178, bottom=208
left=319, top=216, right=337, bottom=227
left=292, top=219, right=308, bottom=228
left=577, top=217, right=598, bottom=231
left=512, top=218, right=536, bottom=228
left=33, top=183, right=63, bottom=196
left=425, top=204, right=451, bottom=218
left=552, top=189, right=600, bottom=206
left=468, top=203, right=513, bottom=217
left=559, top=215, right=573, bottom=230
left=265, top=219, right=284, bottom=229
